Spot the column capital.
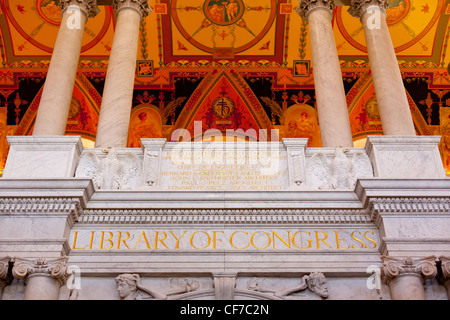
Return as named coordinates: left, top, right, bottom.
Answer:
left=0, top=257, right=12, bottom=288
left=59, top=0, right=100, bottom=18
left=381, top=256, right=438, bottom=284
left=348, top=0, right=389, bottom=19
left=296, top=0, right=336, bottom=19
left=438, top=256, right=450, bottom=282
left=112, top=0, right=152, bottom=19
left=12, top=257, right=69, bottom=287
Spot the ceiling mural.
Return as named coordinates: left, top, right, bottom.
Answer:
left=0, top=0, right=450, bottom=174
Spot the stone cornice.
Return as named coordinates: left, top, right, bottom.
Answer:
left=296, top=0, right=335, bottom=19
left=381, top=256, right=438, bottom=283
left=79, top=208, right=371, bottom=225
left=12, top=257, right=69, bottom=286
left=348, top=0, right=389, bottom=19
left=112, top=0, right=152, bottom=18
left=59, top=0, right=100, bottom=18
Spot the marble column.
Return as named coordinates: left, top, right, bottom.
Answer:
left=349, top=0, right=416, bottom=136
left=297, top=0, right=353, bottom=148
left=438, top=256, right=450, bottom=299
left=12, top=257, right=69, bottom=300
left=33, top=0, right=99, bottom=136
left=381, top=256, right=437, bottom=300
left=0, top=257, right=11, bottom=299
left=95, top=0, right=151, bottom=148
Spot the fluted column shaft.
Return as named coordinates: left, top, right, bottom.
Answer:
left=33, top=1, right=99, bottom=136
left=349, top=0, right=416, bottom=135
left=297, top=1, right=353, bottom=147
left=12, top=257, right=69, bottom=300
left=95, top=0, right=151, bottom=148
left=381, top=256, right=437, bottom=300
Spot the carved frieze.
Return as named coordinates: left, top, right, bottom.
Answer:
left=59, top=0, right=100, bottom=18
left=306, top=147, right=374, bottom=190
left=296, top=0, right=336, bottom=18
left=348, top=0, right=389, bottom=19
left=12, top=257, right=69, bottom=286
left=381, top=256, right=438, bottom=284
left=247, top=272, right=329, bottom=299
left=112, top=0, right=152, bottom=18
left=115, top=274, right=200, bottom=300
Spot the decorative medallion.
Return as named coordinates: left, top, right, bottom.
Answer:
left=212, top=96, right=235, bottom=119
left=203, top=0, right=245, bottom=26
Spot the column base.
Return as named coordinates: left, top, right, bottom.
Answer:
left=365, top=136, right=445, bottom=178
left=3, top=136, right=83, bottom=179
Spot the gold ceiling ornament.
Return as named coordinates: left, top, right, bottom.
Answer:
left=112, top=0, right=152, bottom=18
left=59, top=0, right=100, bottom=18
left=348, top=0, right=390, bottom=19
left=296, top=0, right=336, bottom=19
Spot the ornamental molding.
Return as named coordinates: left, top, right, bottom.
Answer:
left=367, top=197, right=450, bottom=222
left=79, top=208, right=371, bottom=225
left=112, top=0, right=152, bottom=18
left=296, top=0, right=336, bottom=19
left=59, top=0, right=100, bottom=18
left=348, top=0, right=389, bottom=19
left=381, top=256, right=438, bottom=284
left=11, top=257, right=69, bottom=286
left=0, top=198, right=82, bottom=225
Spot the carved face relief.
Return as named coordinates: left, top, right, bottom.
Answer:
left=116, top=277, right=137, bottom=300
left=307, top=273, right=329, bottom=298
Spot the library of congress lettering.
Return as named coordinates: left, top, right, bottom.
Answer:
left=1, top=0, right=450, bottom=300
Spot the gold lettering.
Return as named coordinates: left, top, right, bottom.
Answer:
left=351, top=231, right=364, bottom=249
left=364, top=231, right=377, bottom=249
left=292, top=231, right=312, bottom=249
left=230, top=231, right=250, bottom=249
left=212, top=231, right=224, bottom=249
left=89, top=231, right=95, bottom=250
left=169, top=231, right=187, bottom=249
left=272, top=231, right=291, bottom=249
left=315, top=231, right=331, bottom=249
left=334, top=231, right=350, bottom=249
left=154, top=231, right=169, bottom=249
left=133, top=231, right=151, bottom=249
left=100, top=231, right=114, bottom=250
left=250, top=231, right=271, bottom=249
left=190, top=231, right=211, bottom=249
left=72, top=231, right=86, bottom=250
left=117, top=231, right=130, bottom=249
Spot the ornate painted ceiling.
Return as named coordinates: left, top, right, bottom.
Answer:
left=0, top=0, right=450, bottom=174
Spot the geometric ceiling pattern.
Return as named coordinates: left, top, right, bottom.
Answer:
left=1, top=0, right=450, bottom=174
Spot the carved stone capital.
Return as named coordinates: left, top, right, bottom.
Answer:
left=59, top=0, right=100, bottom=18
left=381, top=256, right=438, bottom=284
left=12, top=257, right=69, bottom=286
left=0, top=257, right=12, bottom=288
left=348, top=0, right=389, bottom=19
left=112, top=0, right=152, bottom=18
left=438, top=256, right=450, bottom=284
left=296, top=0, right=336, bottom=19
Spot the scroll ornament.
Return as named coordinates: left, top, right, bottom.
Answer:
left=12, top=257, right=69, bottom=286
left=381, top=256, right=438, bottom=283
